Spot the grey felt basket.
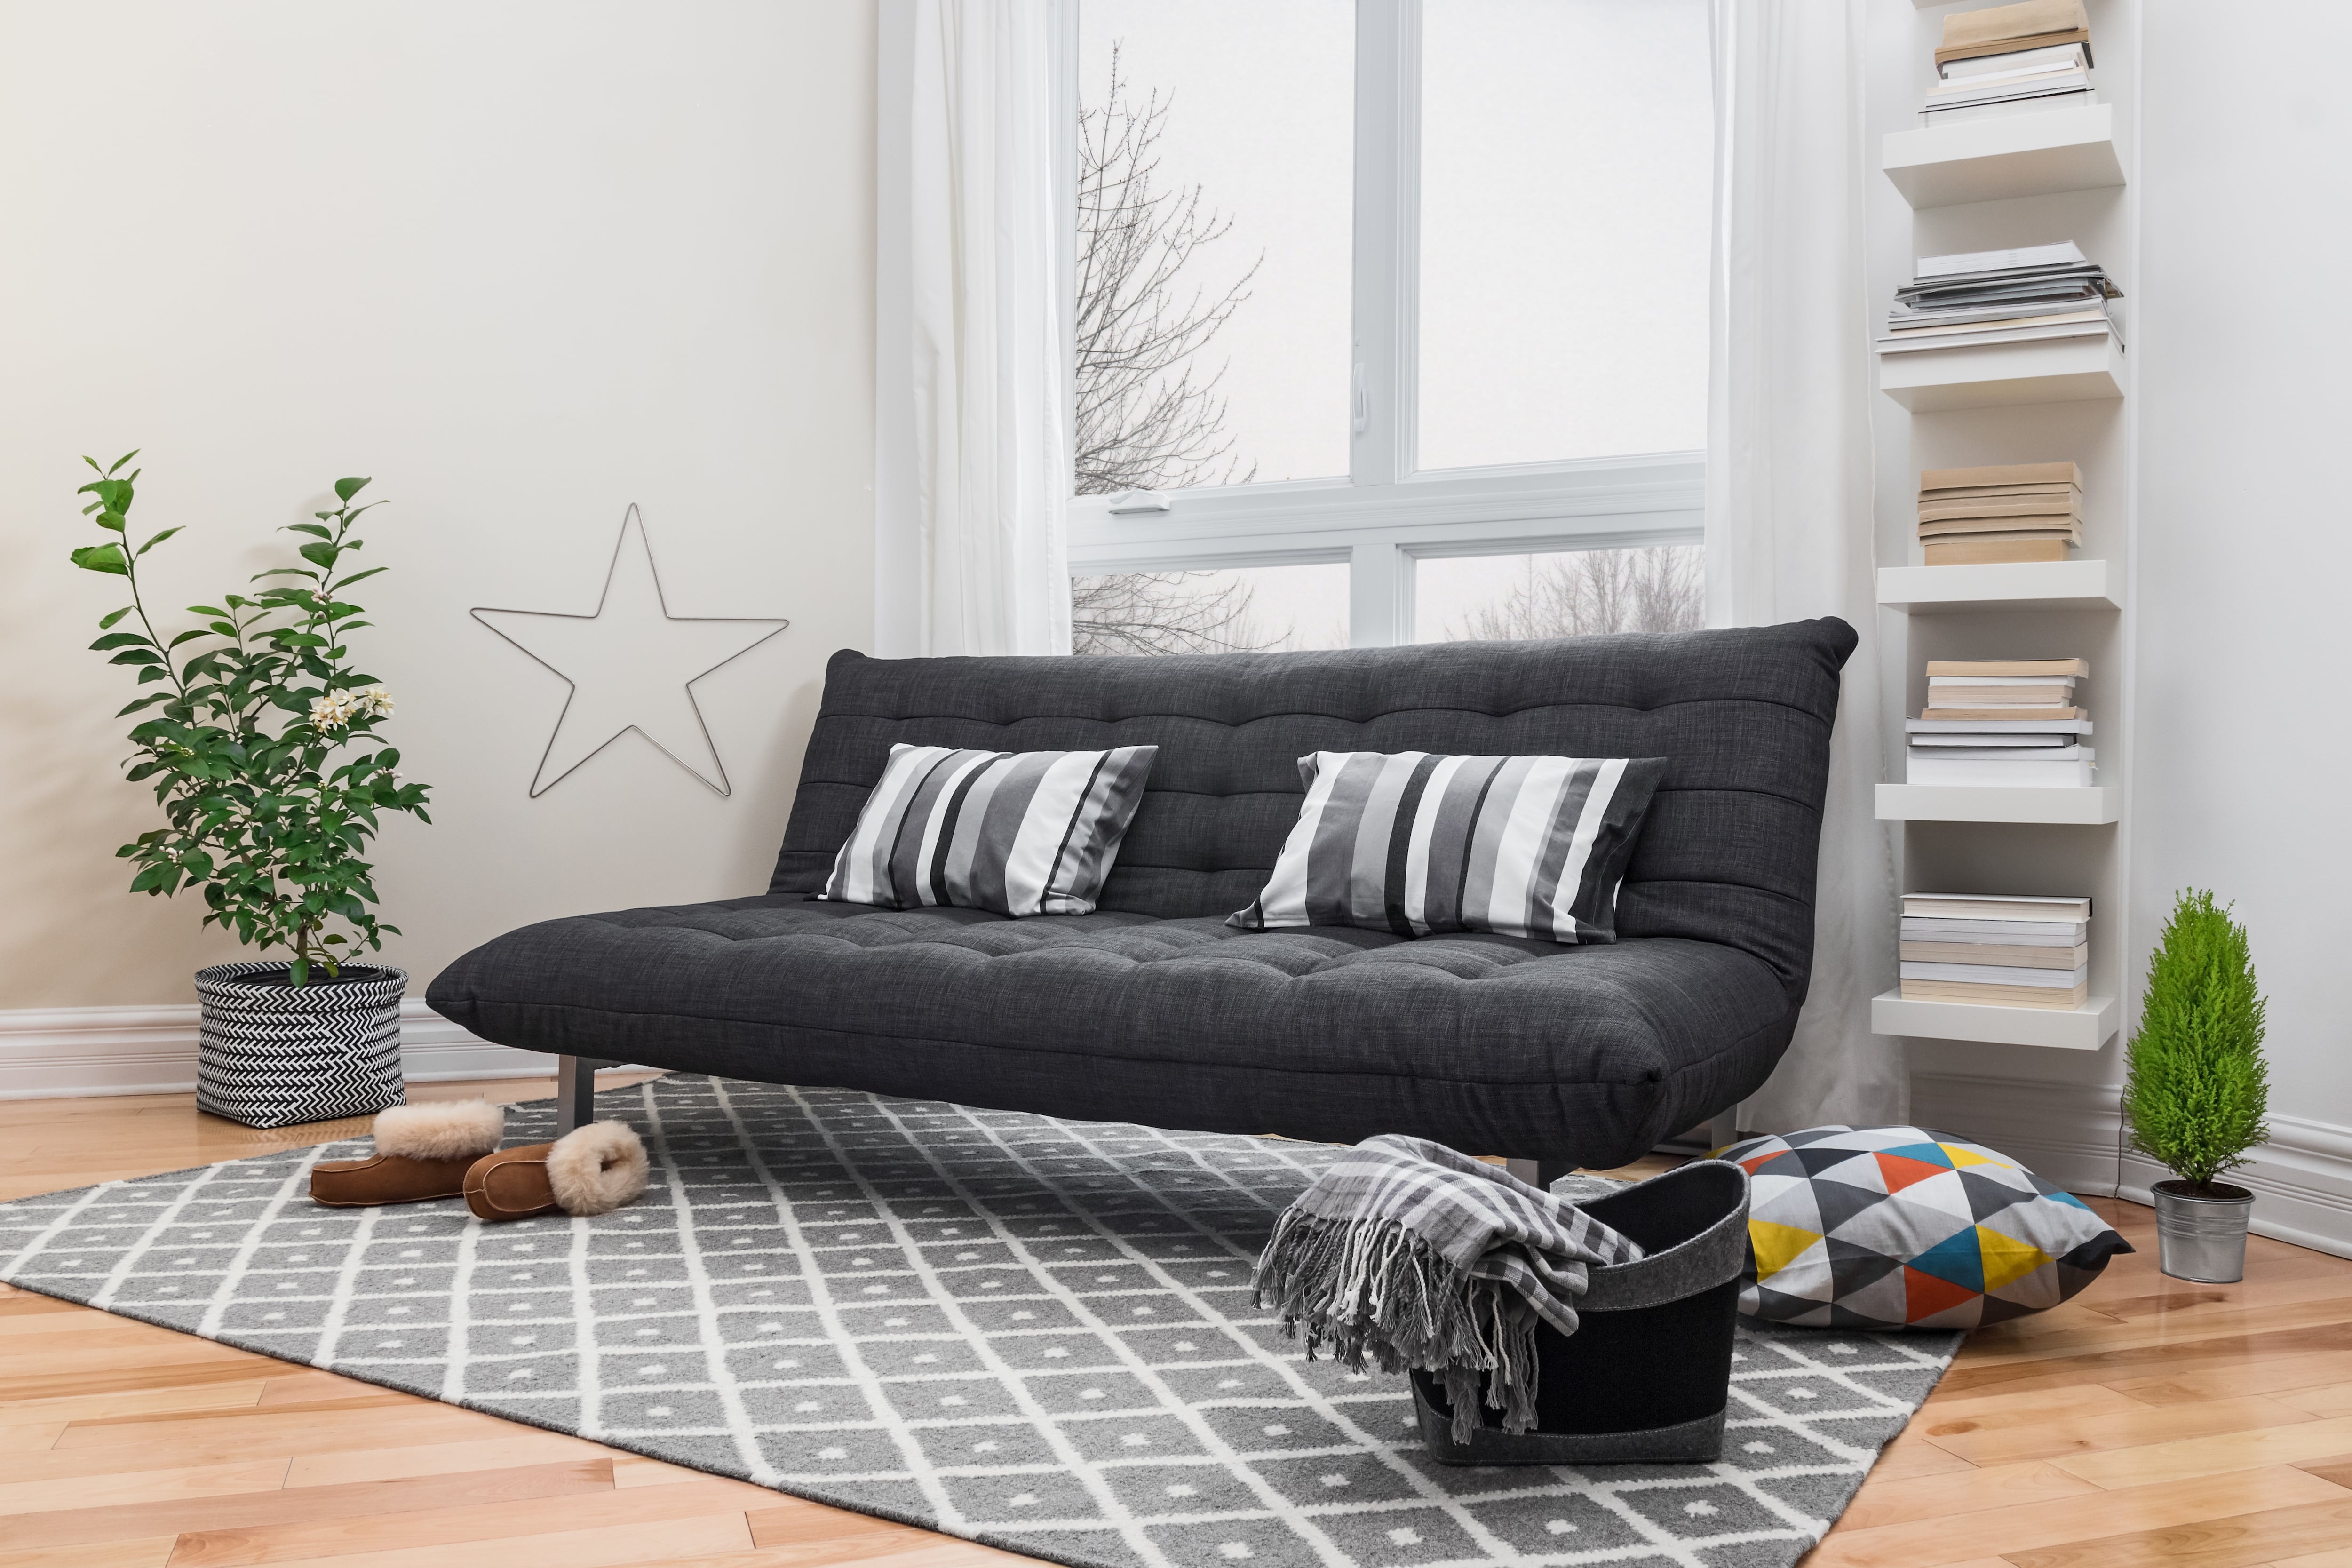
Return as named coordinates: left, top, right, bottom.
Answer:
left=1412, top=1159, right=1752, bottom=1464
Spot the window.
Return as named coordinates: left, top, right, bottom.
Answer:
left=1066, top=0, right=1711, bottom=653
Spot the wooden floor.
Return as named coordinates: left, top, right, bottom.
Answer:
left=2, top=1088, right=2349, bottom=1568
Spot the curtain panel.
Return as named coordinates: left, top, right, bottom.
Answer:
left=1705, top=0, right=1903, bottom=1131
left=876, top=0, right=1073, bottom=658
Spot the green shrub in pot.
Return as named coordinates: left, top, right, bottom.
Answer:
left=2122, top=888, right=2271, bottom=1281
left=69, top=453, right=432, bottom=1126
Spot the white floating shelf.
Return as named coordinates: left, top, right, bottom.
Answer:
left=1883, top=105, right=2125, bottom=208
left=1879, top=333, right=2124, bottom=413
left=1877, top=559, right=2121, bottom=614
left=1876, top=784, right=2118, bottom=825
left=1872, top=989, right=2117, bottom=1051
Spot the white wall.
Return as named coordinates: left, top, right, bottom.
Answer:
left=0, top=4, right=876, bottom=1023
left=2133, top=6, right=2352, bottom=1167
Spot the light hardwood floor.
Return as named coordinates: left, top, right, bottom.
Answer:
left=2, top=1081, right=2349, bottom=1567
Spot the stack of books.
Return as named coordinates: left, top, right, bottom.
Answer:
left=1906, top=658, right=2093, bottom=786
left=1917, top=461, right=2081, bottom=565
left=1900, top=892, right=2090, bottom=1010
left=1881, top=242, right=2123, bottom=359
left=1923, top=0, right=2094, bottom=127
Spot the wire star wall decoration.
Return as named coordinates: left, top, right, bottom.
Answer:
left=471, top=504, right=789, bottom=797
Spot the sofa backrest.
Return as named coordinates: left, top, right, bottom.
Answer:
left=770, top=618, right=1856, bottom=1001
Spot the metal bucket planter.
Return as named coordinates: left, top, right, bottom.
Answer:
left=2152, top=1179, right=2254, bottom=1283
left=194, top=962, right=407, bottom=1129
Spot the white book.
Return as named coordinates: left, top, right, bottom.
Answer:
left=1908, top=717, right=2092, bottom=735
left=1917, top=242, right=2087, bottom=279
left=1905, top=756, right=2096, bottom=787
left=1878, top=319, right=2116, bottom=355
left=1905, top=893, right=2092, bottom=915
left=1908, top=745, right=2094, bottom=764
left=1923, top=90, right=2098, bottom=126
left=1907, top=733, right=2069, bottom=748
left=1926, top=71, right=2091, bottom=105
left=1938, top=42, right=2089, bottom=80
left=1900, top=961, right=2089, bottom=988
left=1901, top=916, right=2088, bottom=943
left=1925, top=693, right=2081, bottom=704
left=1927, top=674, right=2078, bottom=686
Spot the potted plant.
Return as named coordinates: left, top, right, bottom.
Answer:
left=2122, top=888, right=2271, bottom=1282
left=70, top=453, right=432, bottom=1129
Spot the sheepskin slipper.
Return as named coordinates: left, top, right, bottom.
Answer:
left=463, top=1121, right=651, bottom=1223
left=310, top=1099, right=506, bottom=1209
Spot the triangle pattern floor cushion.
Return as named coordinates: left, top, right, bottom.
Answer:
left=1713, top=1124, right=2133, bottom=1330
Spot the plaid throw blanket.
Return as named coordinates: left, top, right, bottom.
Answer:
left=1253, top=1135, right=1645, bottom=1441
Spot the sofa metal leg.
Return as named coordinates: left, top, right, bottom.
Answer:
left=1706, top=1106, right=1742, bottom=1153
left=1505, top=1158, right=1579, bottom=1192
left=555, top=1056, right=617, bottom=1135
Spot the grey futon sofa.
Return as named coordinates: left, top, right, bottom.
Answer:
left=428, top=618, right=1856, bottom=1171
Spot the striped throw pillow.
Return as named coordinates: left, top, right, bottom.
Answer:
left=1228, top=751, right=1669, bottom=942
left=821, top=744, right=1159, bottom=917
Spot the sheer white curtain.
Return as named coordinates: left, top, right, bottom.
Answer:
left=1705, top=0, right=1903, bottom=1130
left=875, top=0, right=1073, bottom=658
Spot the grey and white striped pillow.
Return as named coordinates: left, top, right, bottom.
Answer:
left=820, top=744, right=1159, bottom=917
left=1228, top=751, right=1669, bottom=942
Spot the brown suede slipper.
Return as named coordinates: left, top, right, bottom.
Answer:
left=310, top=1100, right=505, bottom=1208
left=310, top=1151, right=482, bottom=1208
left=463, top=1122, right=651, bottom=1224
left=463, top=1142, right=563, bottom=1222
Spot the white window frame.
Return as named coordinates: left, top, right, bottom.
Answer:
left=1061, top=0, right=1706, bottom=647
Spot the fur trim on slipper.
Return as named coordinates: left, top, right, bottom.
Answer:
left=546, top=1121, right=650, bottom=1217
left=372, top=1100, right=505, bottom=1162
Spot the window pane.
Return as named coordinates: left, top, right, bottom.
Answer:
left=1077, top=1, right=1353, bottom=492
left=1415, top=545, right=1704, bottom=641
left=1073, top=563, right=1350, bottom=655
left=1417, top=0, right=1713, bottom=470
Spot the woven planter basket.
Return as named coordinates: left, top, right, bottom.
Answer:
left=194, top=962, right=407, bottom=1129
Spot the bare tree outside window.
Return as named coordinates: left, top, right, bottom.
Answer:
left=1071, top=48, right=1282, bottom=656
left=1075, top=48, right=1259, bottom=498
left=1070, top=571, right=1268, bottom=657
left=1438, top=545, right=1705, bottom=642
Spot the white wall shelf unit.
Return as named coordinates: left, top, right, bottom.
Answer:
left=1878, top=559, right=2122, bottom=614
left=1871, top=990, right=2117, bottom=1052
left=1883, top=106, right=2125, bottom=208
left=1878, top=334, right=2125, bottom=413
left=1876, top=784, right=2119, bottom=825
left=1874, top=0, right=2140, bottom=1143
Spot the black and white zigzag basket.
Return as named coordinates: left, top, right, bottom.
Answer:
left=194, top=962, right=407, bottom=1129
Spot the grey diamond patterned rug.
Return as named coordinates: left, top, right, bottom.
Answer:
left=0, top=1075, right=1959, bottom=1568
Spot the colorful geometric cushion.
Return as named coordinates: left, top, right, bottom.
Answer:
left=1716, top=1124, right=2132, bottom=1330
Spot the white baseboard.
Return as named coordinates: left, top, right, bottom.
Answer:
left=0, top=999, right=556, bottom=1099
left=1912, top=1071, right=2352, bottom=1260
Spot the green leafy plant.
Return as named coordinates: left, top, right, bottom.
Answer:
left=71, top=452, right=430, bottom=985
left=2122, top=889, right=2271, bottom=1194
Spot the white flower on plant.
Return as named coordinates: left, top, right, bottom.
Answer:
left=309, top=685, right=390, bottom=730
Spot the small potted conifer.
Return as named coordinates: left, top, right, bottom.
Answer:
left=2122, top=889, right=2270, bottom=1282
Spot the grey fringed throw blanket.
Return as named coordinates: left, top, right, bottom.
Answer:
left=1253, top=1135, right=1645, bottom=1441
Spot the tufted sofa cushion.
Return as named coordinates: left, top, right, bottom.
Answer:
left=430, top=898, right=1795, bottom=1167
left=769, top=621, right=1856, bottom=1001
left=429, top=620, right=1855, bottom=1165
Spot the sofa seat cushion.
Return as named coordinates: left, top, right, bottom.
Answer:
left=429, top=896, right=1796, bottom=1167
